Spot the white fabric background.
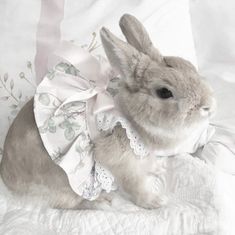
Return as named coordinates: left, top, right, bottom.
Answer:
left=190, top=0, right=235, bottom=233
left=62, top=0, right=197, bottom=64
left=190, top=0, right=235, bottom=172
left=0, top=0, right=40, bottom=150
left=0, top=0, right=197, bottom=151
left=0, top=0, right=235, bottom=234
left=190, top=0, right=235, bottom=83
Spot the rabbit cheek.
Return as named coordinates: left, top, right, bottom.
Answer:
left=148, top=103, right=178, bottom=128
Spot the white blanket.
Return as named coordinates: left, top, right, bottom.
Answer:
left=1, top=84, right=235, bottom=234
left=1, top=0, right=235, bottom=234
left=0, top=153, right=219, bottom=235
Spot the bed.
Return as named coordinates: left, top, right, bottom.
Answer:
left=0, top=0, right=235, bottom=234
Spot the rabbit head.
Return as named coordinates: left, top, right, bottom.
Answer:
left=100, top=14, right=216, bottom=150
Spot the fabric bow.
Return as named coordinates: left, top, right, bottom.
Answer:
left=48, top=41, right=115, bottom=139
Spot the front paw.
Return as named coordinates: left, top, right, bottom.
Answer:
left=135, top=193, right=168, bottom=209
left=132, top=175, right=168, bottom=209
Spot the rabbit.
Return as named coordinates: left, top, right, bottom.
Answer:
left=0, top=14, right=216, bottom=210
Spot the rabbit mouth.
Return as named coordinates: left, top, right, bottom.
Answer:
left=183, top=109, right=210, bottom=128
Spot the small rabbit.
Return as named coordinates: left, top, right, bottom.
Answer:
left=0, top=14, right=216, bottom=209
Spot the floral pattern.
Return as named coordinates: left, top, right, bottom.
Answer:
left=0, top=61, right=36, bottom=119
left=0, top=33, right=100, bottom=157
left=0, top=61, right=36, bottom=158
left=0, top=33, right=119, bottom=198
left=32, top=45, right=115, bottom=199
left=37, top=98, right=85, bottom=142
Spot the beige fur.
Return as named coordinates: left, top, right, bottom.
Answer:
left=0, top=99, right=83, bottom=209
left=0, top=14, right=216, bottom=209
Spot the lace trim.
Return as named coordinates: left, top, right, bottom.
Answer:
left=78, top=162, right=117, bottom=201
left=95, top=162, right=117, bottom=193
left=96, top=112, right=149, bottom=158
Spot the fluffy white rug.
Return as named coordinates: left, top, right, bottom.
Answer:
left=0, top=154, right=224, bottom=235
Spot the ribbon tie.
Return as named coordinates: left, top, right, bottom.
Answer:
left=49, top=41, right=115, bottom=139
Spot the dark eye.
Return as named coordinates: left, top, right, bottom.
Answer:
left=156, top=87, right=173, bottom=99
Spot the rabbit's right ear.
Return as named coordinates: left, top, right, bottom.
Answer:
left=100, top=27, right=149, bottom=85
left=119, top=14, right=163, bottom=63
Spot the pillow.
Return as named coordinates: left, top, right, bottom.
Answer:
left=189, top=0, right=235, bottom=83
left=190, top=0, right=235, bottom=174
left=190, top=3, right=235, bottom=232
left=61, top=0, right=197, bottom=65
left=0, top=0, right=197, bottom=154
left=0, top=0, right=41, bottom=153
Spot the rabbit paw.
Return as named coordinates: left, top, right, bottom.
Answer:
left=132, top=173, right=168, bottom=209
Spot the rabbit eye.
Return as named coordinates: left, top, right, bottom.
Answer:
left=156, top=87, right=173, bottom=99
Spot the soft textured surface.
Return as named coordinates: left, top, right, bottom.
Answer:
left=1, top=87, right=235, bottom=234
left=0, top=0, right=196, bottom=150
left=1, top=0, right=235, bottom=234
left=0, top=154, right=219, bottom=235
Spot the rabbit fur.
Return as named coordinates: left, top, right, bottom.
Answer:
left=0, top=14, right=216, bottom=209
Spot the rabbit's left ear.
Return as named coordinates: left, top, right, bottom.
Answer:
left=119, top=14, right=163, bottom=63
left=100, top=27, right=149, bottom=84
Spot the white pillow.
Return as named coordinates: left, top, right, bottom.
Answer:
left=0, top=0, right=41, bottom=151
left=189, top=0, right=235, bottom=83
left=190, top=0, right=235, bottom=174
left=0, top=0, right=197, bottom=152
left=62, top=0, right=197, bottom=65
left=190, top=3, right=235, bottom=233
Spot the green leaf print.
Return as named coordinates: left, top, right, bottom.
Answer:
left=10, top=79, right=14, bottom=90
left=10, top=109, right=18, bottom=116
left=55, top=63, right=69, bottom=72
left=38, top=126, right=47, bottom=134
left=47, top=70, right=56, bottom=80
left=59, top=120, right=70, bottom=129
left=10, top=104, right=18, bottom=109
left=47, top=118, right=56, bottom=133
left=0, top=96, right=10, bottom=101
left=38, top=93, right=50, bottom=106
left=38, top=117, right=56, bottom=134
left=49, top=125, right=56, bottom=133
left=18, top=90, right=22, bottom=99
left=64, top=127, right=75, bottom=141
left=3, top=73, right=8, bottom=82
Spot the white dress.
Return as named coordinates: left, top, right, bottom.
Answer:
left=34, top=47, right=215, bottom=201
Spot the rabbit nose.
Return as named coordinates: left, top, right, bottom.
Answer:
left=200, top=97, right=216, bottom=117
left=200, top=105, right=213, bottom=117
left=199, top=93, right=217, bottom=117
left=202, top=106, right=210, bottom=111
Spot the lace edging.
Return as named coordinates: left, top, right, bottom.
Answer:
left=96, top=112, right=149, bottom=158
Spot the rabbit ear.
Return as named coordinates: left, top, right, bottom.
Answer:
left=119, top=14, right=163, bottom=63
left=100, top=27, right=146, bottom=82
